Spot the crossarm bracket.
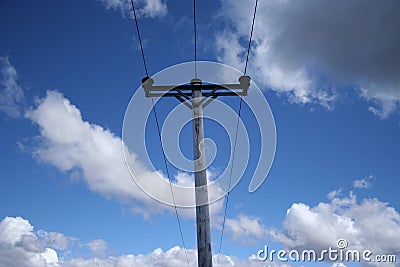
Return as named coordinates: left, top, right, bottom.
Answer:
left=142, top=76, right=250, bottom=109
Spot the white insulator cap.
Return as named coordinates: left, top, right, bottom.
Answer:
left=190, top=78, right=202, bottom=85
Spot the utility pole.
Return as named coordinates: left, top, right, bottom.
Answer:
left=142, top=75, right=250, bottom=267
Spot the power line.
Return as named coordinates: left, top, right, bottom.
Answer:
left=130, top=0, right=149, bottom=77
left=216, top=97, right=243, bottom=265
left=130, top=1, right=189, bottom=266
left=194, top=0, right=198, bottom=78
left=244, top=0, right=259, bottom=76
left=217, top=0, right=258, bottom=264
left=150, top=97, right=190, bottom=266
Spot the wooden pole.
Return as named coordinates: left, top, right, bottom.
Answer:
left=192, top=88, right=213, bottom=267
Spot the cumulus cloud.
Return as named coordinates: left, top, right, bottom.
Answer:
left=64, top=247, right=284, bottom=267
left=0, top=56, right=25, bottom=118
left=216, top=0, right=400, bottom=116
left=25, top=91, right=152, bottom=205
left=0, top=216, right=58, bottom=267
left=62, top=246, right=268, bottom=267
left=97, top=0, right=167, bottom=18
left=224, top=215, right=267, bottom=245
left=269, top=192, right=400, bottom=265
left=0, top=216, right=269, bottom=267
left=25, top=90, right=224, bottom=219
left=25, top=91, right=171, bottom=216
left=353, top=175, right=373, bottom=189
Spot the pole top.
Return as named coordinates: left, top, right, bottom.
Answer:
left=190, top=78, right=202, bottom=86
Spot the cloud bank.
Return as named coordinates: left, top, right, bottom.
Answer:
left=0, top=216, right=268, bottom=267
left=219, top=190, right=400, bottom=266
left=269, top=191, right=400, bottom=265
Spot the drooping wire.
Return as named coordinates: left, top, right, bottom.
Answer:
left=150, top=97, right=190, bottom=267
left=217, top=0, right=258, bottom=264
left=130, top=0, right=149, bottom=77
left=216, top=97, right=243, bottom=265
left=130, top=1, right=189, bottom=266
left=244, top=0, right=258, bottom=76
left=193, top=0, right=198, bottom=77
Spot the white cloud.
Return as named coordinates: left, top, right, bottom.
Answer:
left=97, top=0, right=167, bottom=18
left=224, top=215, right=267, bottom=245
left=353, top=175, right=373, bottom=189
left=0, top=216, right=59, bottom=267
left=0, top=216, right=271, bottom=267
left=269, top=192, right=400, bottom=265
left=42, top=248, right=59, bottom=265
left=139, top=0, right=167, bottom=18
left=216, top=0, right=400, bottom=116
left=327, top=189, right=342, bottom=200
left=25, top=90, right=224, bottom=219
left=0, top=216, right=34, bottom=245
left=25, top=91, right=170, bottom=216
left=86, top=239, right=107, bottom=255
left=37, top=230, right=78, bottom=251
left=61, top=246, right=270, bottom=267
left=0, top=56, right=25, bottom=118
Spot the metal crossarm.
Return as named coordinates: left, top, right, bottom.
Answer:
left=142, top=76, right=251, bottom=101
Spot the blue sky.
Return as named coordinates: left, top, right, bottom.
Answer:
left=1, top=0, right=400, bottom=266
